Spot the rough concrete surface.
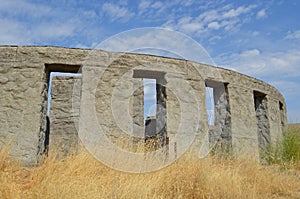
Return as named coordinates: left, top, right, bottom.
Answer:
left=0, top=46, right=287, bottom=166
left=49, top=76, right=81, bottom=156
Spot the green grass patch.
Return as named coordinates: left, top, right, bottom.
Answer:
left=263, top=127, right=300, bottom=167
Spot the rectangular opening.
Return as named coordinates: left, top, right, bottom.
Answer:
left=144, top=78, right=157, bottom=141
left=205, top=80, right=231, bottom=150
left=133, top=70, right=167, bottom=150
left=44, top=64, right=82, bottom=94
left=43, top=64, right=82, bottom=108
left=279, top=101, right=285, bottom=130
left=206, top=86, right=215, bottom=126
left=38, top=64, right=82, bottom=157
left=253, top=91, right=270, bottom=154
left=279, top=101, right=284, bottom=110
left=143, top=78, right=157, bottom=124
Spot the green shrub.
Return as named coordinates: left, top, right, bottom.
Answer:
left=263, top=127, right=300, bottom=167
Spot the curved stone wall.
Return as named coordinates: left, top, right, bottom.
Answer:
left=0, top=46, right=287, bottom=166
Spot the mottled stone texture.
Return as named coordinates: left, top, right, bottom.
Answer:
left=49, top=76, right=81, bottom=155
left=207, top=81, right=232, bottom=152
left=0, top=46, right=287, bottom=166
left=254, top=92, right=270, bottom=152
left=132, top=78, right=144, bottom=138
left=156, top=80, right=167, bottom=145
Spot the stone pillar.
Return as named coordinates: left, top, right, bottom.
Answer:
left=228, top=85, right=259, bottom=158
left=132, top=78, right=144, bottom=138
left=254, top=91, right=270, bottom=153
left=156, top=78, right=167, bottom=146
left=268, top=98, right=283, bottom=143
left=49, top=76, right=81, bottom=156
left=213, top=83, right=232, bottom=150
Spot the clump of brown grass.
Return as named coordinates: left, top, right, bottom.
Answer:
left=1, top=145, right=300, bottom=199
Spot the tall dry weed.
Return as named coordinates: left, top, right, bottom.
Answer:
left=0, top=145, right=300, bottom=199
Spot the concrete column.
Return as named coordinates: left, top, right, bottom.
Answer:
left=132, top=78, right=144, bottom=138
left=49, top=76, right=81, bottom=156
left=228, top=85, right=259, bottom=158
left=254, top=91, right=270, bottom=153
left=213, top=83, right=232, bottom=149
left=156, top=78, right=167, bottom=146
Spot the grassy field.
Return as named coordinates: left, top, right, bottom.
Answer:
left=1, top=128, right=300, bottom=199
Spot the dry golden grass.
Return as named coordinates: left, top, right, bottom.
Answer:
left=0, top=146, right=300, bottom=199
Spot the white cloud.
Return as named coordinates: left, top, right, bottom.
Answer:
left=102, top=2, right=134, bottom=21
left=181, top=0, right=196, bottom=7
left=0, top=19, right=30, bottom=44
left=240, top=49, right=260, bottom=57
left=222, top=5, right=256, bottom=19
left=197, top=10, right=219, bottom=24
left=138, top=0, right=151, bottom=15
left=285, top=30, right=300, bottom=40
left=0, top=1, right=94, bottom=45
left=34, top=23, right=75, bottom=38
left=137, top=0, right=170, bottom=18
left=208, top=21, right=220, bottom=30
left=97, top=28, right=215, bottom=65
left=0, top=17, right=77, bottom=45
left=151, top=1, right=163, bottom=9
left=256, top=9, right=267, bottom=19
left=216, top=49, right=300, bottom=78
left=180, top=22, right=203, bottom=33
left=208, top=35, right=222, bottom=43
left=163, top=4, right=257, bottom=36
left=216, top=48, right=300, bottom=122
left=0, top=0, right=52, bottom=18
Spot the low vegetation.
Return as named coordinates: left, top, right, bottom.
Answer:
left=1, top=128, right=300, bottom=198
left=263, top=127, right=300, bottom=169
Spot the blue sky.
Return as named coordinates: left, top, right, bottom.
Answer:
left=1, top=0, right=299, bottom=122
